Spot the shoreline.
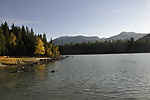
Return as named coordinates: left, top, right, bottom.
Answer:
left=61, top=52, right=150, bottom=55
left=0, top=56, right=67, bottom=68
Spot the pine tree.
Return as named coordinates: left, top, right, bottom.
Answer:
left=9, top=33, right=17, bottom=46
left=8, top=33, right=17, bottom=56
left=31, top=28, right=34, bottom=35
left=21, top=25, right=26, bottom=41
left=0, top=28, right=6, bottom=55
left=42, top=33, right=47, bottom=44
left=50, top=38, right=53, bottom=44
left=1, top=22, right=10, bottom=43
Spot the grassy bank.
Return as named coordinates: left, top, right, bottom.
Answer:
left=0, top=57, right=52, bottom=67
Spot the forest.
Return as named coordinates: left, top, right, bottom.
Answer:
left=1, top=22, right=150, bottom=56
left=59, top=35, right=150, bottom=55
left=0, top=22, right=60, bottom=57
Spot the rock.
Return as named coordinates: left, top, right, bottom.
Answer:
left=18, top=67, right=29, bottom=72
left=25, top=69, right=29, bottom=72
left=10, top=70, right=18, bottom=73
left=17, top=70, right=23, bottom=73
left=30, top=63, right=34, bottom=66
left=19, top=67, right=26, bottom=70
left=51, top=70, right=55, bottom=73
left=29, top=69, right=37, bottom=72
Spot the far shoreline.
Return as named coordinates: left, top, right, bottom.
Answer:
left=61, top=52, right=150, bottom=55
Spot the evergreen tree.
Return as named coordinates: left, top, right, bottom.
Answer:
left=50, top=38, right=53, bottom=44
left=8, top=33, right=17, bottom=56
left=9, top=33, right=17, bottom=46
left=31, top=28, right=34, bottom=35
left=42, top=33, right=47, bottom=43
left=0, top=28, right=6, bottom=55
left=1, top=22, right=10, bottom=43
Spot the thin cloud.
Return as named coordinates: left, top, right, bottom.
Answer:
left=0, top=17, right=43, bottom=25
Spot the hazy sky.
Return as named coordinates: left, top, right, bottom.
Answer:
left=0, top=0, right=150, bottom=39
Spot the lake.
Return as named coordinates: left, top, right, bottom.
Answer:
left=1, top=53, right=150, bottom=100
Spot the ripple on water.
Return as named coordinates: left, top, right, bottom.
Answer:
left=1, top=54, right=150, bottom=100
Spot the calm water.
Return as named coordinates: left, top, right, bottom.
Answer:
left=1, top=54, right=150, bottom=100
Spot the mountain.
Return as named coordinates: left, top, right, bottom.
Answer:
left=137, top=33, right=150, bottom=42
left=53, top=35, right=101, bottom=45
left=53, top=32, right=147, bottom=45
left=106, top=31, right=146, bottom=41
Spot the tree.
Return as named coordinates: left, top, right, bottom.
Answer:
left=50, top=38, right=53, bottom=44
left=34, top=38, right=45, bottom=55
left=45, top=43, right=54, bottom=57
left=42, top=33, right=47, bottom=44
left=8, top=33, right=17, bottom=56
left=9, top=33, right=17, bottom=46
left=45, top=47, right=53, bottom=57
left=31, top=28, right=34, bottom=35
left=0, top=22, right=60, bottom=57
left=1, top=22, right=10, bottom=44
left=42, top=33, right=48, bottom=56
left=52, top=46, right=60, bottom=58
left=0, top=28, right=6, bottom=55
left=21, top=25, right=26, bottom=41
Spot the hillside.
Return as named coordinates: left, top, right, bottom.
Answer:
left=106, top=31, right=146, bottom=41
left=137, top=33, right=150, bottom=42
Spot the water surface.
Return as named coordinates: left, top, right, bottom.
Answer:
left=1, top=53, right=150, bottom=100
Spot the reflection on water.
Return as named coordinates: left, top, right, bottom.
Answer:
left=1, top=53, right=150, bottom=100
left=36, top=64, right=46, bottom=81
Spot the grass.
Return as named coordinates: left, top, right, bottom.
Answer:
left=0, top=57, right=53, bottom=66
left=0, top=57, right=36, bottom=65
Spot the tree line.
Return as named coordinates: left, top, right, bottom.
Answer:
left=0, top=22, right=60, bottom=57
left=59, top=37, right=150, bottom=55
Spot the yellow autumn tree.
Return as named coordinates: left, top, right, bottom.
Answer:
left=34, top=38, right=45, bottom=55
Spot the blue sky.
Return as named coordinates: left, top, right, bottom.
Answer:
left=0, top=0, right=150, bottom=39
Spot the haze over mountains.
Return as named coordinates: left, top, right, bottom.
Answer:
left=53, top=31, right=147, bottom=45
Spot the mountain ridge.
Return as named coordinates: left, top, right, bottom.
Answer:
left=53, top=31, right=147, bottom=45
left=106, top=31, right=146, bottom=41
left=53, top=35, right=100, bottom=45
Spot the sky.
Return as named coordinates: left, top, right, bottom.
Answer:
left=0, top=0, right=150, bottom=39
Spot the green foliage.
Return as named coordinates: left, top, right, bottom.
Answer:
left=0, top=28, right=6, bottom=55
left=59, top=35, right=150, bottom=55
left=9, top=33, right=17, bottom=46
left=45, top=43, right=60, bottom=58
left=0, top=22, right=60, bottom=58
left=53, top=46, right=60, bottom=58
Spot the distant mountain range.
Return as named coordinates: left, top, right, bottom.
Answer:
left=53, top=31, right=147, bottom=45
left=53, top=36, right=100, bottom=45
